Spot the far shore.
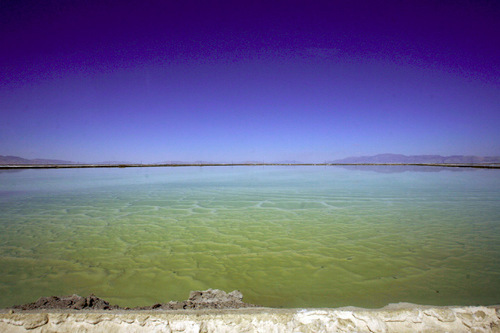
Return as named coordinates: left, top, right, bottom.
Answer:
left=1, top=162, right=500, bottom=169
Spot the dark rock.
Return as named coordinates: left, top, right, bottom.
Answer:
left=10, top=289, right=257, bottom=311
left=72, top=298, right=86, bottom=310
left=12, top=294, right=114, bottom=311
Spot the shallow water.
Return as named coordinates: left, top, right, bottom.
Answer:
left=0, top=166, right=499, bottom=308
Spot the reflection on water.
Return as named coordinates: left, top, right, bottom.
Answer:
left=0, top=169, right=24, bottom=174
left=0, top=166, right=499, bottom=308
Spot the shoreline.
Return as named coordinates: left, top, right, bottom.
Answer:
left=1, top=162, right=500, bottom=169
left=1, top=304, right=499, bottom=332
left=1, top=292, right=499, bottom=332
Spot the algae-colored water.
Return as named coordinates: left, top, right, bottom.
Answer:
left=0, top=166, right=499, bottom=308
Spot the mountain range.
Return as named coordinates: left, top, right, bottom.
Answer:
left=2, top=154, right=500, bottom=165
left=330, top=154, right=500, bottom=164
left=0, top=155, right=75, bottom=165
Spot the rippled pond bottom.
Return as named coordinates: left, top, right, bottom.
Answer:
left=0, top=166, right=499, bottom=308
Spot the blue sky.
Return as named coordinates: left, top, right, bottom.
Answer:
left=1, top=0, right=499, bottom=163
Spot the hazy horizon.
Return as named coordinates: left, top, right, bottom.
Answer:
left=1, top=1, right=499, bottom=163
left=3, top=152, right=500, bottom=166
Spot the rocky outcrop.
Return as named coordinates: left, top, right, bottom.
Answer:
left=11, top=289, right=256, bottom=311
left=12, top=295, right=114, bottom=311
left=0, top=305, right=499, bottom=332
left=136, top=289, right=256, bottom=310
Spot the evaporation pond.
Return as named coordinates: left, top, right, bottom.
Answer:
left=0, top=166, right=499, bottom=308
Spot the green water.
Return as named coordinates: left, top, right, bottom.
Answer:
left=0, top=166, right=499, bottom=308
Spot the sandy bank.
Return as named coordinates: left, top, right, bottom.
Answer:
left=1, top=304, right=499, bottom=332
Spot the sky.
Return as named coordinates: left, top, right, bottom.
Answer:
left=1, top=0, right=499, bottom=163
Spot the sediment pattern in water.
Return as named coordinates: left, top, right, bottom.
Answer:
left=0, top=166, right=499, bottom=308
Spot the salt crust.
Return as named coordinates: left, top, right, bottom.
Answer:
left=0, top=304, right=499, bottom=332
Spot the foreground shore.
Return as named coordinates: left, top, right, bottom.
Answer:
left=1, top=304, right=499, bottom=332
left=1, top=291, right=499, bottom=332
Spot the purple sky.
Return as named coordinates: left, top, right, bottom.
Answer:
left=1, top=0, right=499, bottom=163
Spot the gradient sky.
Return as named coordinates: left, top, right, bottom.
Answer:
left=1, top=0, right=499, bottom=163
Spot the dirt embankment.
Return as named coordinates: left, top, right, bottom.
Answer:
left=10, top=289, right=256, bottom=311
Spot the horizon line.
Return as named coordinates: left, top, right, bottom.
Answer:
left=1, top=162, right=500, bottom=170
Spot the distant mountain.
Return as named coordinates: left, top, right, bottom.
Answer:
left=157, top=160, right=217, bottom=165
left=274, top=160, right=304, bottom=164
left=237, top=161, right=265, bottom=164
left=330, top=154, right=500, bottom=164
left=0, top=155, right=75, bottom=165
left=4, top=153, right=500, bottom=166
left=95, top=161, right=133, bottom=165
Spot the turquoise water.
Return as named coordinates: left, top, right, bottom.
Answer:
left=0, top=166, right=499, bottom=308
